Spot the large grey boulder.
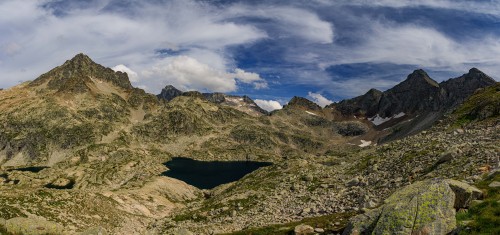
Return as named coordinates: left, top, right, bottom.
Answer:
left=294, top=224, right=315, bottom=235
left=4, top=217, right=66, bottom=235
left=343, top=178, right=483, bottom=235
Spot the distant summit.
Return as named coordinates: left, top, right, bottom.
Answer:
left=30, top=53, right=133, bottom=93
left=157, top=85, right=183, bottom=101
left=284, top=96, right=322, bottom=111
left=156, top=85, right=268, bottom=116
left=334, top=68, right=496, bottom=142
left=335, top=68, right=496, bottom=119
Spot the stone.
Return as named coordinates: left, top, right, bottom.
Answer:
left=5, top=217, right=65, bottom=235
left=314, top=227, right=325, bottom=233
left=343, top=179, right=459, bottom=235
left=301, top=208, right=311, bottom=214
left=294, top=224, right=314, bottom=235
left=302, top=174, right=314, bottom=182
left=346, top=177, right=360, bottom=187
left=436, top=151, right=455, bottom=164
left=342, top=208, right=381, bottom=235
left=445, top=179, right=483, bottom=209
left=363, top=200, right=377, bottom=209
left=488, top=181, right=500, bottom=188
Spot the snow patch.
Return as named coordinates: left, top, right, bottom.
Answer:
left=359, top=140, right=372, bottom=147
left=394, top=112, right=405, bottom=118
left=368, top=112, right=405, bottom=126
left=305, top=111, right=318, bottom=116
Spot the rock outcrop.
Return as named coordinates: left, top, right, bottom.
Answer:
left=2, top=217, right=66, bottom=235
left=343, top=179, right=483, bottom=235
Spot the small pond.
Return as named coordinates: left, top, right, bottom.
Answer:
left=8, top=166, right=49, bottom=173
left=162, top=157, right=272, bottom=189
left=45, top=179, right=75, bottom=190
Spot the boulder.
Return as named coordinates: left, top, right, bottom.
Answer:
left=294, top=224, right=314, bottom=235
left=445, top=179, right=483, bottom=209
left=342, top=209, right=380, bottom=235
left=343, top=178, right=482, bottom=235
left=488, top=181, right=500, bottom=188
left=4, top=217, right=66, bottom=235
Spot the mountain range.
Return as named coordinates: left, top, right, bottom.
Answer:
left=0, top=54, right=498, bottom=234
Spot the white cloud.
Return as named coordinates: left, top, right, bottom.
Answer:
left=142, top=56, right=266, bottom=93
left=255, top=99, right=283, bottom=112
left=313, top=0, right=500, bottom=16
left=328, top=23, right=500, bottom=74
left=0, top=0, right=267, bottom=91
left=307, top=92, right=333, bottom=107
left=227, top=5, right=334, bottom=44
left=112, top=64, right=139, bottom=82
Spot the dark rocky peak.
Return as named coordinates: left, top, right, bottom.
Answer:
left=440, top=68, right=496, bottom=107
left=366, top=88, right=383, bottom=96
left=395, top=69, right=440, bottom=90
left=30, top=53, right=133, bottom=93
left=63, top=53, right=94, bottom=68
left=284, top=96, right=322, bottom=111
left=157, top=85, right=183, bottom=101
left=463, top=68, right=496, bottom=83
left=334, top=88, right=383, bottom=116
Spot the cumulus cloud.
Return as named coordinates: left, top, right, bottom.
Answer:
left=142, top=56, right=266, bottom=93
left=112, top=64, right=138, bottom=82
left=0, top=0, right=267, bottom=91
left=254, top=99, right=283, bottom=112
left=307, top=92, right=333, bottom=107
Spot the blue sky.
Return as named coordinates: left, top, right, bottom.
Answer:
left=1, top=0, right=499, bottom=110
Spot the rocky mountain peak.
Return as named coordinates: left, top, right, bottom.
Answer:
left=404, top=69, right=439, bottom=88
left=464, top=68, right=495, bottom=83
left=367, top=88, right=383, bottom=96
left=64, top=53, right=94, bottom=67
left=285, top=96, right=322, bottom=111
left=157, top=85, right=183, bottom=101
left=30, top=53, right=133, bottom=93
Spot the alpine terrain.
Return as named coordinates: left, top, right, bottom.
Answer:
left=0, top=54, right=498, bottom=235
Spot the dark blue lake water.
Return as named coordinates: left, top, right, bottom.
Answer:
left=162, top=157, right=272, bottom=189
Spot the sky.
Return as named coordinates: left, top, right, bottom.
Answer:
left=1, top=0, right=500, bottom=111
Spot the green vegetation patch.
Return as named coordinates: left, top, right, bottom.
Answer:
left=456, top=172, right=500, bottom=234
